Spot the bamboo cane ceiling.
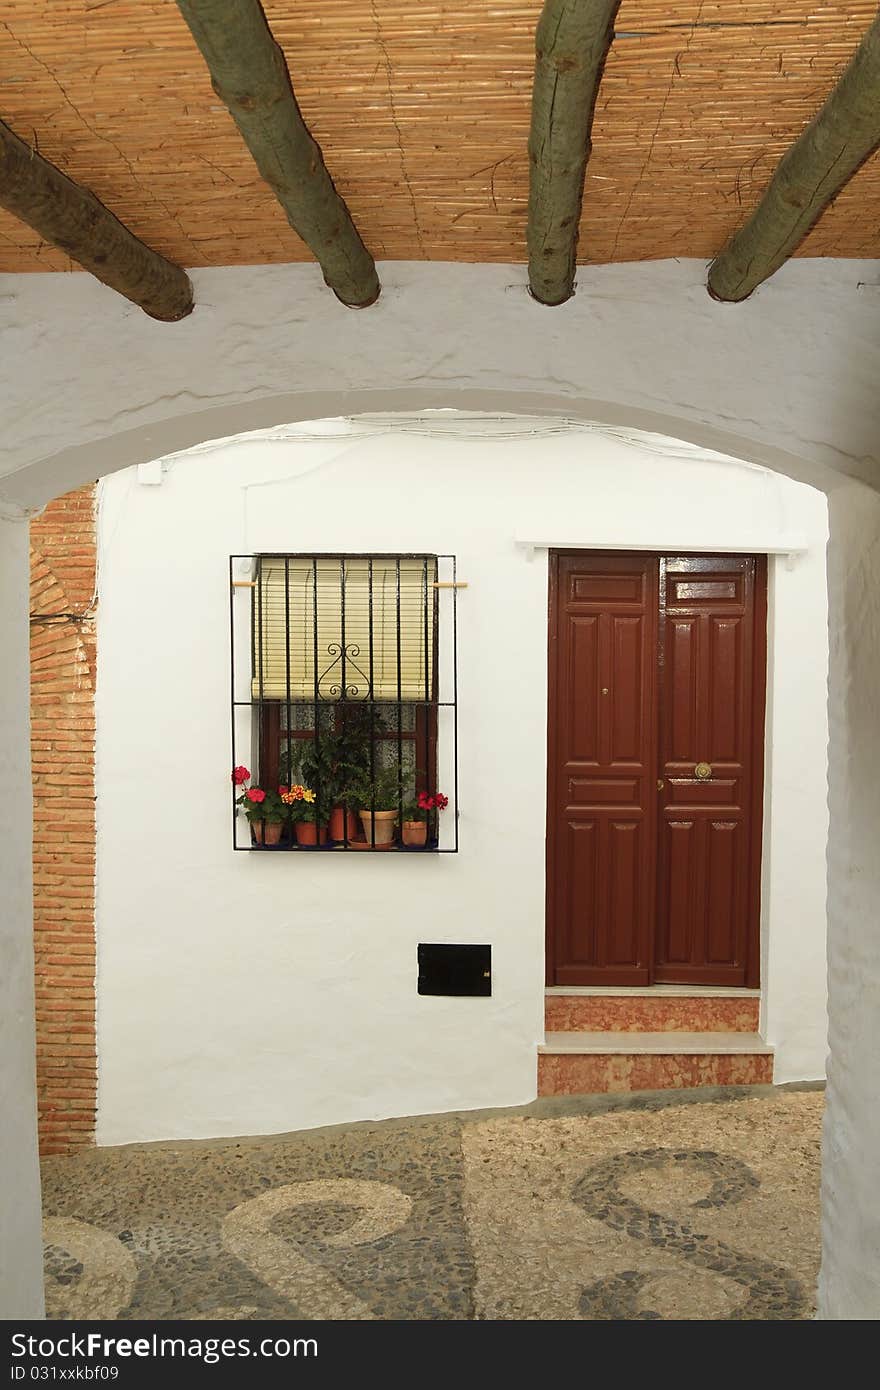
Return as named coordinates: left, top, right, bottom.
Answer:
left=1, top=1, right=879, bottom=273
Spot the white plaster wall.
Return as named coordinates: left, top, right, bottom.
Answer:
left=94, top=418, right=829, bottom=1145
left=821, top=482, right=880, bottom=1318
left=761, top=548, right=830, bottom=1082
left=0, top=514, right=44, bottom=1317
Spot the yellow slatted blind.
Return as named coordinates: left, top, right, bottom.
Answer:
left=252, top=556, right=437, bottom=701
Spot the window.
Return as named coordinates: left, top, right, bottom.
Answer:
left=230, top=554, right=458, bottom=852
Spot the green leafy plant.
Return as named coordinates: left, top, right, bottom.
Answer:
left=297, top=738, right=340, bottom=808
left=283, top=706, right=386, bottom=812
left=350, top=761, right=405, bottom=813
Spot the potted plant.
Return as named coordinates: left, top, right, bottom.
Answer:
left=297, top=737, right=338, bottom=831
left=352, top=763, right=402, bottom=847
left=291, top=716, right=372, bottom=843
left=233, top=766, right=287, bottom=846
left=282, top=784, right=329, bottom=847
left=328, top=707, right=382, bottom=842
left=401, top=790, right=449, bottom=847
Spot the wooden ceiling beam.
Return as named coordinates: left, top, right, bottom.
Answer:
left=527, top=0, right=621, bottom=306
left=176, top=0, right=379, bottom=309
left=0, top=119, right=193, bottom=322
left=709, top=13, right=880, bottom=302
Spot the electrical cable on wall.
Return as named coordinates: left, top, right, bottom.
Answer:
left=29, top=602, right=96, bottom=626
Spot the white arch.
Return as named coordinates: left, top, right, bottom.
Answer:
left=2, top=258, right=878, bottom=508
left=2, top=257, right=879, bottom=1317
left=0, top=389, right=845, bottom=510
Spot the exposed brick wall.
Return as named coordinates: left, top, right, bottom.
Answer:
left=30, top=486, right=97, bottom=1155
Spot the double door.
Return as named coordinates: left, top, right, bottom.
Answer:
left=546, top=551, right=766, bottom=987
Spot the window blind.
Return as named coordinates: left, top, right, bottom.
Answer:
left=252, top=556, right=437, bottom=701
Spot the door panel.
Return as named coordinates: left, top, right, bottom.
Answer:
left=611, top=618, right=645, bottom=760
left=568, top=617, right=599, bottom=762
left=705, top=821, right=740, bottom=964
left=546, top=554, right=657, bottom=985
left=654, top=556, right=765, bottom=985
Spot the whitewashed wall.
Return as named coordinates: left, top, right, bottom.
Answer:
left=94, top=417, right=829, bottom=1145
left=0, top=515, right=44, bottom=1317
left=1, top=258, right=878, bottom=511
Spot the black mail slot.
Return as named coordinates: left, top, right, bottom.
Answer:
left=418, top=944, right=492, bottom=997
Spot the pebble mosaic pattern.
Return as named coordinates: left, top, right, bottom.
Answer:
left=40, top=1090, right=822, bottom=1321
left=573, top=1150, right=808, bottom=1320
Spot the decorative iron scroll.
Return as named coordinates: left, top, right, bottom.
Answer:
left=317, top=642, right=371, bottom=700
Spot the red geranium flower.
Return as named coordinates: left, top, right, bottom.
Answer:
left=418, top=791, right=432, bottom=809
left=433, top=793, right=449, bottom=811
left=246, top=787, right=266, bottom=803
left=232, top=765, right=250, bottom=785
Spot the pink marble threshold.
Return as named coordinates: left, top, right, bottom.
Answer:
left=545, top=993, right=761, bottom=1034
left=537, top=1041, right=774, bottom=1096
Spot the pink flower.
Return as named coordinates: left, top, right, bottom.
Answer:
left=232, top=765, right=250, bottom=785
left=246, top=788, right=266, bottom=804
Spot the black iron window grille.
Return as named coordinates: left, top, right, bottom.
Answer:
left=230, top=554, right=459, bottom=852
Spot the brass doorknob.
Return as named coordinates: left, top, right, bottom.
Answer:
left=694, top=761, right=712, bottom=779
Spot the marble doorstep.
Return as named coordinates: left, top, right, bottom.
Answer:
left=544, top=985, right=761, bottom=996
left=544, top=993, right=760, bottom=1033
left=540, top=1031, right=773, bottom=1055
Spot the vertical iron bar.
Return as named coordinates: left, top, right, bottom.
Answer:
left=431, top=556, right=441, bottom=848
left=452, top=554, right=459, bottom=852
left=256, top=555, right=265, bottom=847
left=284, top=557, right=291, bottom=849
left=423, top=557, right=429, bottom=706
left=369, top=558, right=375, bottom=848
left=340, top=556, right=346, bottom=847
left=396, top=557, right=403, bottom=844
left=312, top=557, right=319, bottom=847
left=423, top=556, right=430, bottom=847
left=340, top=556, right=346, bottom=702
left=230, top=556, right=238, bottom=850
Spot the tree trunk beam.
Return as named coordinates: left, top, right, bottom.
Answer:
left=709, top=13, right=880, bottom=302
left=176, top=0, right=379, bottom=309
left=527, top=0, right=621, bottom=306
left=0, top=120, right=193, bottom=322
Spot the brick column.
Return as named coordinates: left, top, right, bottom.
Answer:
left=30, top=487, right=98, bottom=1154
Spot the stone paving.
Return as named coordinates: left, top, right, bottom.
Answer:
left=41, top=1086, right=822, bottom=1321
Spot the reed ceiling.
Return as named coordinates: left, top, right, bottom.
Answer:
left=1, top=0, right=878, bottom=273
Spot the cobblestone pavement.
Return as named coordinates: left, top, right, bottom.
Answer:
left=41, top=1087, right=822, bottom=1321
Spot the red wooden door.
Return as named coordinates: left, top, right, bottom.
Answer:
left=546, top=551, right=766, bottom=988
left=655, top=556, right=766, bottom=986
left=546, top=553, right=658, bottom=986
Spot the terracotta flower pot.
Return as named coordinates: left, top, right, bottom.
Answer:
left=329, top=806, right=361, bottom=843
left=358, top=809, right=398, bottom=846
left=402, top=820, right=427, bottom=847
left=294, top=821, right=328, bottom=847
left=252, top=819, right=283, bottom=846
